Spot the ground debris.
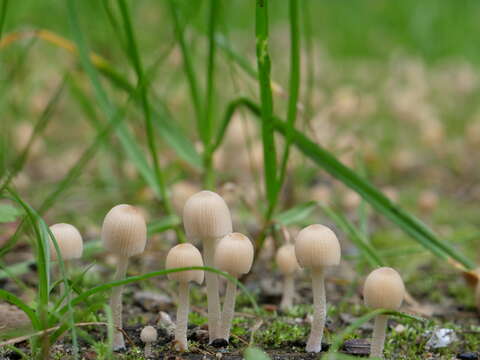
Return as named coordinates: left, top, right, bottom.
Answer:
left=341, top=338, right=370, bottom=356
left=425, top=328, right=457, bottom=349
left=457, top=352, right=479, bottom=360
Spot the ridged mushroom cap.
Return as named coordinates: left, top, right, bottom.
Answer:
left=183, top=191, right=232, bottom=241
left=140, top=325, right=158, bottom=343
left=275, top=244, right=300, bottom=275
left=215, top=232, right=254, bottom=276
left=363, top=267, right=405, bottom=310
left=102, top=204, right=147, bottom=257
left=294, top=224, right=341, bottom=269
left=165, top=243, right=204, bottom=284
left=49, top=223, right=83, bottom=261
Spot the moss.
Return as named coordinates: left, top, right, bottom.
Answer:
left=188, top=311, right=207, bottom=326
left=255, top=318, right=309, bottom=349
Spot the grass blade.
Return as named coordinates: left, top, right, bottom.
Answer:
left=274, top=201, right=317, bottom=227
left=215, top=97, right=475, bottom=270
left=255, top=0, right=277, bottom=210
left=0, top=289, right=39, bottom=329
left=321, top=205, right=384, bottom=268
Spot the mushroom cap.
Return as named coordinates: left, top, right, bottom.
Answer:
left=102, top=204, right=147, bottom=257
left=140, top=325, right=158, bottom=343
left=49, top=223, right=83, bottom=261
left=165, top=243, right=204, bottom=284
left=215, top=232, right=254, bottom=276
left=275, top=244, right=300, bottom=275
left=363, top=267, right=405, bottom=310
left=182, top=191, right=232, bottom=241
left=294, top=224, right=341, bottom=269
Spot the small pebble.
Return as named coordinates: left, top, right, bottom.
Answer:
left=458, top=352, right=479, bottom=360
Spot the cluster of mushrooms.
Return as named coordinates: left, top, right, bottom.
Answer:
left=48, top=190, right=406, bottom=358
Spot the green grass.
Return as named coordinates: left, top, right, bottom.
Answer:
left=1, top=0, right=480, bottom=358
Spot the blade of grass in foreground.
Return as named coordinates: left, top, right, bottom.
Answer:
left=212, top=97, right=475, bottom=270
left=255, top=0, right=277, bottom=213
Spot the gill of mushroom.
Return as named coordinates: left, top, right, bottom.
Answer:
left=140, top=325, right=158, bottom=358
left=165, top=243, right=204, bottom=352
left=102, top=204, right=147, bottom=351
left=215, top=232, right=254, bottom=341
left=363, top=267, right=405, bottom=359
left=182, top=190, right=232, bottom=341
left=275, top=243, right=300, bottom=310
left=49, top=223, right=83, bottom=299
left=294, top=224, right=341, bottom=353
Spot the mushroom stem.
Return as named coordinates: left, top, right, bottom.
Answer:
left=175, top=281, right=190, bottom=351
left=219, top=277, right=237, bottom=341
left=144, top=343, right=152, bottom=358
left=203, top=239, right=221, bottom=341
left=110, top=255, right=129, bottom=350
left=280, top=274, right=295, bottom=310
left=370, top=314, right=388, bottom=358
left=476, top=282, right=480, bottom=313
left=306, top=268, right=326, bottom=353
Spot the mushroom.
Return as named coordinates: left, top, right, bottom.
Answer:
left=215, top=232, right=254, bottom=341
left=183, top=190, right=232, bottom=341
left=140, top=325, right=157, bottom=358
left=363, top=267, right=405, bottom=359
left=295, top=224, right=341, bottom=353
left=165, top=243, right=204, bottom=352
left=102, top=204, right=147, bottom=350
left=275, top=244, right=300, bottom=310
left=49, top=223, right=83, bottom=298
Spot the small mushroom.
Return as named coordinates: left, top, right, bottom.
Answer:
left=363, top=267, right=405, bottom=359
left=183, top=190, right=232, bottom=341
left=165, top=243, right=204, bottom=352
left=102, top=204, right=147, bottom=350
left=49, top=223, right=83, bottom=298
left=215, top=233, right=254, bottom=341
left=275, top=244, right=300, bottom=310
left=140, top=325, right=157, bottom=358
left=295, top=224, right=341, bottom=353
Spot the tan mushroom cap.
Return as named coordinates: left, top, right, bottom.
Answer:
left=49, top=223, right=83, bottom=261
left=183, top=191, right=232, bottom=240
left=140, top=325, right=158, bottom=343
left=165, top=243, right=204, bottom=284
left=363, top=267, right=405, bottom=310
left=215, top=232, right=254, bottom=276
left=102, top=204, right=147, bottom=257
left=294, top=224, right=341, bottom=270
left=275, top=244, right=300, bottom=275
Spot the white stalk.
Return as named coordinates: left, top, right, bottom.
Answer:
left=370, top=314, right=388, bottom=358
left=203, top=238, right=221, bottom=341
left=306, top=268, right=326, bottom=353
left=280, top=274, right=295, bottom=310
left=110, top=255, right=129, bottom=350
left=475, top=282, right=480, bottom=313
left=144, top=343, right=152, bottom=358
left=219, top=278, right=237, bottom=340
left=175, top=281, right=190, bottom=352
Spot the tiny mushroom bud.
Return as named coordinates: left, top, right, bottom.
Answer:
left=295, top=224, right=341, bottom=353
left=275, top=244, right=300, bottom=310
left=363, top=267, right=405, bottom=359
left=49, top=223, right=83, bottom=262
left=215, top=233, right=254, bottom=341
left=183, top=190, right=232, bottom=341
left=166, top=243, right=204, bottom=352
left=49, top=223, right=83, bottom=300
left=102, top=204, right=147, bottom=351
left=140, top=326, right=157, bottom=358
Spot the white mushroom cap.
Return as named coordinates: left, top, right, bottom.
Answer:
left=215, top=232, right=254, bottom=276
left=294, top=224, right=341, bottom=270
left=182, top=191, right=232, bottom=241
left=165, top=243, right=204, bottom=284
left=275, top=244, right=300, bottom=275
left=363, top=267, right=405, bottom=310
left=102, top=204, right=147, bottom=257
left=49, top=223, right=83, bottom=261
left=140, top=325, right=158, bottom=343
